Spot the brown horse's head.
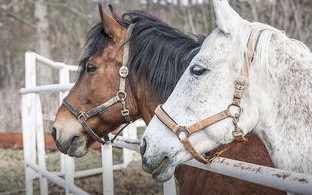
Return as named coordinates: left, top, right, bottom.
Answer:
left=52, top=5, right=138, bottom=157
left=52, top=5, right=204, bottom=157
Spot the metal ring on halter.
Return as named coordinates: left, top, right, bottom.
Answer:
left=78, top=112, right=87, bottom=123
left=119, top=66, right=129, bottom=78
left=121, top=109, right=130, bottom=116
left=117, top=91, right=127, bottom=100
left=176, top=126, right=190, bottom=139
left=227, top=103, right=242, bottom=118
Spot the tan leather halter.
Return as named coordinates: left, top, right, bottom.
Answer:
left=62, top=24, right=134, bottom=145
left=155, top=28, right=266, bottom=164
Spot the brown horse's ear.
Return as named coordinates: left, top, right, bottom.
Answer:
left=97, top=4, right=124, bottom=42
left=108, top=4, right=122, bottom=21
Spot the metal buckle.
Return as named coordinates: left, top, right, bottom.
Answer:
left=232, top=128, right=244, bottom=138
left=176, top=126, right=190, bottom=139
left=228, top=104, right=242, bottom=118
left=78, top=112, right=87, bottom=123
left=121, top=109, right=130, bottom=117
left=119, top=66, right=129, bottom=78
left=117, top=91, right=127, bottom=100
left=234, top=79, right=246, bottom=90
left=232, top=128, right=247, bottom=142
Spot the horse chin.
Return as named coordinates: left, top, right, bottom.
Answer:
left=67, top=135, right=89, bottom=157
left=67, top=145, right=88, bottom=157
left=152, top=166, right=175, bottom=182
left=151, top=158, right=175, bottom=182
left=56, top=135, right=89, bottom=157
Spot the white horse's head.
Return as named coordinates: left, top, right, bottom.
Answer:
left=140, top=0, right=287, bottom=182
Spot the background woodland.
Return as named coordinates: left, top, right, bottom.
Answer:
left=0, top=0, right=311, bottom=132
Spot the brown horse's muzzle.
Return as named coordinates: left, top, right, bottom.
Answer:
left=51, top=124, right=88, bottom=157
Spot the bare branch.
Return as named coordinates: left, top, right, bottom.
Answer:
left=0, top=7, right=36, bottom=29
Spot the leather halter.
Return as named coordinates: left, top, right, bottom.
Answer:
left=62, top=24, right=134, bottom=145
left=155, top=28, right=266, bottom=164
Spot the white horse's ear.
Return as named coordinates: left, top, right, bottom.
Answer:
left=213, top=0, right=242, bottom=34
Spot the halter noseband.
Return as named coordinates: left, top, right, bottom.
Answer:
left=155, top=28, right=266, bottom=164
left=62, top=24, right=135, bottom=145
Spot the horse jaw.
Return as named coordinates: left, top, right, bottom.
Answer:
left=213, top=0, right=242, bottom=34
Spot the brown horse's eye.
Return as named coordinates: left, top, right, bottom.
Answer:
left=86, top=63, right=97, bottom=74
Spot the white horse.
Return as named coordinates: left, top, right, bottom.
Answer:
left=140, top=0, right=312, bottom=189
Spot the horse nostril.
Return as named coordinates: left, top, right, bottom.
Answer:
left=140, top=138, right=147, bottom=155
left=51, top=127, right=57, bottom=141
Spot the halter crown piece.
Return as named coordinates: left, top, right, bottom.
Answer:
left=62, top=24, right=135, bottom=145
left=155, top=28, right=266, bottom=164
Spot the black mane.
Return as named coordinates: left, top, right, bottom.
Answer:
left=121, top=11, right=204, bottom=99
left=79, top=10, right=204, bottom=99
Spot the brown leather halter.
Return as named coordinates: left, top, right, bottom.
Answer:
left=62, top=25, right=134, bottom=145
left=155, top=28, right=266, bottom=164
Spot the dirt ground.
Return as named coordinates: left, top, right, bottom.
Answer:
left=0, top=147, right=162, bottom=195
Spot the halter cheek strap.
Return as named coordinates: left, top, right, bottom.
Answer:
left=62, top=24, right=135, bottom=145
left=155, top=105, right=232, bottom=164
left=155, top=28, right=266, bottom=164
left=155, top=95, right=244, bottom=164
left=63, top=97, right=120, bottom=144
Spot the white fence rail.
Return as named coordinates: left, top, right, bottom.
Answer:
left=112, top=136, right=312, bottom=195
left=21, top=52, right=312, bottom=195
left=21, top=52, right=177, bottom=195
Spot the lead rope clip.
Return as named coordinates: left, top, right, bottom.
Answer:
left=231, top=113, right=247, bottom=142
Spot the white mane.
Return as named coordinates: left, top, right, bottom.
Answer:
left=237, top=22, right=312, bottom=173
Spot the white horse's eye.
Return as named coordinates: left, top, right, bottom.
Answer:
left=190, top=64, right=209, bottom=76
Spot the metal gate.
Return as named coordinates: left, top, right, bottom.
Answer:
left=20, top=51, right=177, bottom=195
left=21, top=52, right=312, bottom=195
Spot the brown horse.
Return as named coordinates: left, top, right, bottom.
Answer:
left=52, top=6, right=285, bottom=195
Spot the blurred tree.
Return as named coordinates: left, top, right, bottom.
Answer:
left=35, top=0, right=52, bottom=84
left=0, top=0, right=311, bottom=133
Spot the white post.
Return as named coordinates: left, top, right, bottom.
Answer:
left=64, top=156, right=75, bottom=195
left=59, top=67, right=70, bottom=177
left=22, top=52, right=38, bottom=195
left=163, top=177, right=177, bottom=195
left=102, top=144, right=114, bottom=195
left=58, top=66, right=70, bottom=101
left=122, top=123, right=138, bottom=166
left=35, top=94, right=48, bottom=195
left=58, top=67, right=75, bottom=195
